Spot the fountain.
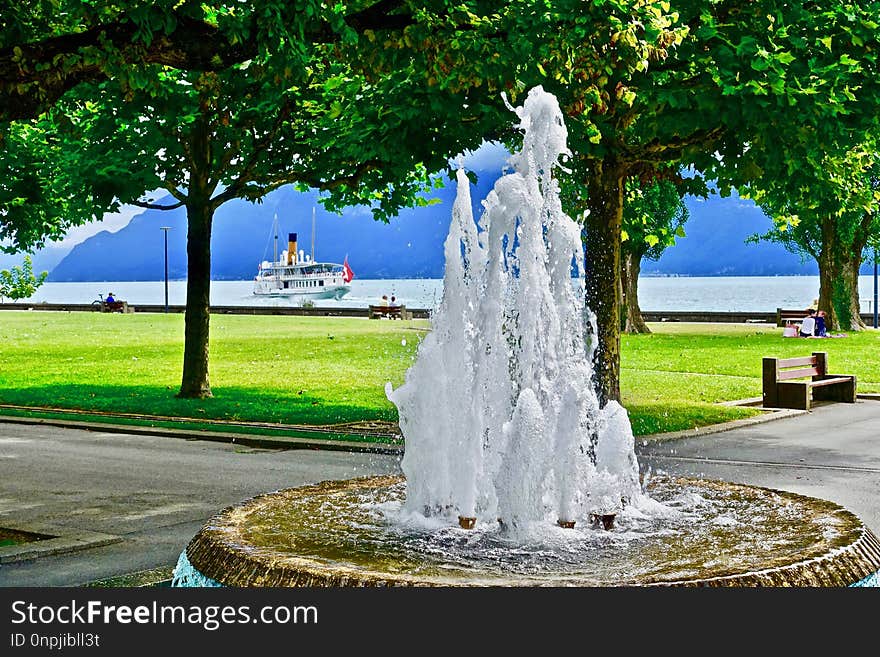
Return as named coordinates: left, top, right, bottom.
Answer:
left=173, top=87, right=880, bottom=587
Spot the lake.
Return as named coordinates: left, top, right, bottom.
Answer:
left=14, top=276, right=880, bottom=314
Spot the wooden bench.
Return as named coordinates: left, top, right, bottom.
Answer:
left=776, top=308, right=810, bottom=327
left=101, top=301, right=134, bottom=314
left=762, top=351, right=856, bottom=410
left=368, top=304, right=411, bottom=320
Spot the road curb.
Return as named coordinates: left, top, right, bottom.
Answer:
left=641, top=407, right=807, bottom=443
left=642, top=394, right=880, bottom=443
left=0, top=414, right=404, bottom=455
left=0, top=519, right=122, bottom=565
left=0, top=407, right=798, bottom=452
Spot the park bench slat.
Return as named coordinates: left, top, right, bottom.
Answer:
left=776, top=308, right=810, bottom=327
left=809, top=376, right=855, bottom=387
left=777, top=367, right=820, bottom=380
left=777, top=356, right=816, bottom=368
left=368, top=304, right=410, bottom=320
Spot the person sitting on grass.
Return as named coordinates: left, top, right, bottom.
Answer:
left=815, top=310, right=828, bottom=337
left=798, top=308, right=816, bottom=337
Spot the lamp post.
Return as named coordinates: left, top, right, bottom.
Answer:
left=873, top=246, right=878, bottom=329
left=160, top=227, right=172, bottom=313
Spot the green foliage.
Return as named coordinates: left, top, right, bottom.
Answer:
left=0, top=255, right=48, bottom=302
left=0, top=121, right=100, bottom=251
left=748, top=146, right=880, bottom=259
left=746, top=144, right=880, bottom=329
left=387, top=1, right=880, bottom=212
left=621, top=177, right=688, bottom=261
left=0, top=1, right=340, bottom=120
left=6, top=2, right=880, bottom=257
left=2, top=9, right=491, bottom=251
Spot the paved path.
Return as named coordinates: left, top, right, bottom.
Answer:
left=0, top=400, right=878, bottom=586
left=0, top=424, right=400, bottom=586
left=638, top=400, right=880, bottom=536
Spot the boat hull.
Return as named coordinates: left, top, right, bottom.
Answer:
left=252, top=285, right=350, bottom=300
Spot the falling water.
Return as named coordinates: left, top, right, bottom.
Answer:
left=386, top=87, right=642, bottom=530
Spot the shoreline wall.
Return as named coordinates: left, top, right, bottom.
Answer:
left=2, top=303, right=878, bottom=325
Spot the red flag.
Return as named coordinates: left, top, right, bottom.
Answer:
left=342, top=256, right=354, bottom=283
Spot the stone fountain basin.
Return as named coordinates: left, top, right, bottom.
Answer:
left=181, top=475, right=880, bottom=587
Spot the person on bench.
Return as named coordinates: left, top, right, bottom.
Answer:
left=106, top=292, right=116, bottom=304
left=798, top=308, right=816, bottom=337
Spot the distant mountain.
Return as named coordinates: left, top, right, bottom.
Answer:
left=648, top=191, right=820, bottom=276
left=48, top=171, right=500, bottom=282
left=47, top=177, right=875, bottom=282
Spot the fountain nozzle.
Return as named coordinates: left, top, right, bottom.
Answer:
left=590, top=513, right=616, bottom=531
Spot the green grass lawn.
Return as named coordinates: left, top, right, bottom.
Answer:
left=622, top=322, right=880, bottom=435
left=0, top=311, right=877, bottom=439
left=0, top=312, right=423, bottom=427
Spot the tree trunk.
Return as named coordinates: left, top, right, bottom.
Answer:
left=816, top=215, right=866, bottom=331
left=847, top=212, right=874, bottom=331
left=843, top=252, right=866, bottom=330
left=177, top=199, right=214, bottom=398
left=583, top=160, right=625, bottom=405
left=621, top=251, right=650, bottom=334
left=177, top=100, right=215, bottom=399
left=816, top=216, right=839, bottom=328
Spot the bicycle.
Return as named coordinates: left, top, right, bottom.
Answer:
left=92, top=293, right=125, bottom=312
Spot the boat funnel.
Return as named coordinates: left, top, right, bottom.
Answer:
left=288, top=233, right=297, bottom=265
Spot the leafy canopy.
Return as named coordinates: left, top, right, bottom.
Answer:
left=0, top=254, right=48, bottom=301
left=1, top=3, right=495, bottom=251
left=621, top=176, right=688, bottom=261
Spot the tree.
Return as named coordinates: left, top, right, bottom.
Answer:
left=748, top=147, right=880, bottom=330
left=395, top=1, right=880, bottom=403
left=620, top=176, right=688, bottom=334
left=0, top=255, right=48, bottom=302
left=3, top=7, right=492, bottom=399
left=360, top=1, right=690, bottom=404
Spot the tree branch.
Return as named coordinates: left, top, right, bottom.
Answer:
left=208, top=100, right=294, bottom=206
left=163, top=184, right=187, bottom=204
left=624, top=126, right=726, bottom=165
left=1, top=10, right=256, bottom=122
left=211, top=160, right=380, bottom=208
left=345, top=1, right=412, bottom=32
left=852, top=208, right=877, bottom=255
left=131, top=199, right=185, bottom=211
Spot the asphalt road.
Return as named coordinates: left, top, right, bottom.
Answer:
left=0, top=424, right=401, bottom=586
left=0, top=399, right=878, bottom=586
